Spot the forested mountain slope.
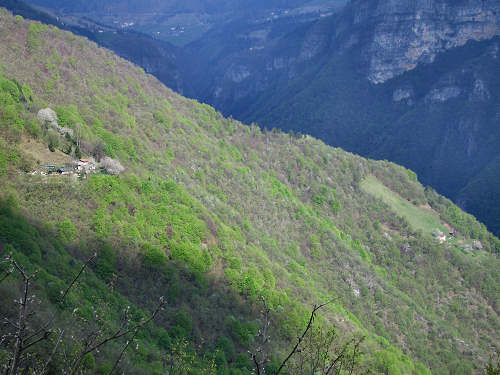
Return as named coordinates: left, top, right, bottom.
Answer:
left=6, top=0, right=500, bottom=238
left=0, top=9, right=499, bottom=374
left=177, top=0, right=500, bottom=237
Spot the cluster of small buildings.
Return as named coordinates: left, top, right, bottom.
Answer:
left=27, top=158, right=97, bottom=177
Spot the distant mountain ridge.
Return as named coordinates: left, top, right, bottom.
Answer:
left=23, top=0, right=338, bottom=14
left=21, top=0, right=347, bottom=45
left=180, top=0, right=500, bottom=111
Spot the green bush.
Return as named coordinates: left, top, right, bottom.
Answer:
left=142, top=243, right=167, bottom=269
left=25, top=119, right=41, bottom=138
left=157, top=328, right=172, bottom=350
left=329, top=198, right=341, bottom=214
left=55, top=105, right=85, bottom=128
left=171, top=310, right=193, bottom=339
left=1, top=104, right=24, bottom=136
left=47, top=130, right=60, bottom=152
left=0, top=79, right=21, bottom=102
left=27, top=22, right=47, bottom=52
left=56, top=219, right=78, bottom=242
left=81, top=353, right=96, bottom=371
left=226, top=317, right=257, bottom=346
left=216, top=336, right=235, bottom=362
left=96, top=243, right=116, bottom=281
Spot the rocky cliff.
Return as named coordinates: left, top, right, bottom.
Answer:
left=346, top=0, right=500, bottom=83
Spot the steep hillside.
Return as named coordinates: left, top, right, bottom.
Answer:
left=175, top=0, right=500, bottom=237
left=6, top=0, right=500, bottom=237
left=0, top=0, right=186, bottom=93
left=237, top=35, right=500, bottom=236
left=0, top=9, right=499, bottom=375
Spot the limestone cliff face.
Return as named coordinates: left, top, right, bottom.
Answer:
left=182, top=0, right=500, bottom=111
left=346, top=0, right=500, bottom=83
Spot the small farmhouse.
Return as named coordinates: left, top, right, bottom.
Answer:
left=77, top=158, right=96, bottom=172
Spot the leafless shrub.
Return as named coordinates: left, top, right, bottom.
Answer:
left=79, top=140, right=93, bottom=156
left=92, top=139, right=105, bottom=162
left=0, top=254, right=164, bottom=375
left=251, top=298, right=364, bottom=375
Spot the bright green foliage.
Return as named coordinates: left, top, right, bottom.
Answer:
left=27, top=22, right=47, bottom=51
left=0, top=11, right=498, bottom=375
left=1, top=104, right=24, bottom=134
left=55, top=105, right=85, bottom=128
left=0, top=76, right=25, bottom=140
left=25, top=119, right=41, bottom=138
left=0, top=79, right=21, bottom=102
left=267, top=174, right=293, bottom=199
left=82, top=353, right=96, bottom=371
left=407, top=169, right=418, bottom=182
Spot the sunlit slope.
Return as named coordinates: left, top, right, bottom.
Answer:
left=0, top=10, right=499, bottom=375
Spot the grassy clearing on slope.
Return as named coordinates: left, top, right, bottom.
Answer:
left=361, top=175, right=446, bottom=235
left=20, top=136, right=70, bottom=165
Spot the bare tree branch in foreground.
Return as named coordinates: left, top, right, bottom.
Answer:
left=66, top=296, right=165, bottom=375
left=0, top=253, right=164, bottom=375
left=275, top=302, right=330, bottom=375
left=252, top=298, right=364, bottom=375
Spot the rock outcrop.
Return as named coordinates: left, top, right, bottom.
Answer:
left=345, top=0, right=500, bottom=83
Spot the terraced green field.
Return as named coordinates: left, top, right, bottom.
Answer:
left=361, top=175, right=447, bottom=235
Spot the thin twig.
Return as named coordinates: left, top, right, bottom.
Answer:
left=68, top=297, right=165, bottom=375
left=0, top=269, right=13, bottom=285
left=8, top=260, right=33, bottom=375
left=252, top=353, right=261, bottom=375
left=37, top=329, right=64, bottom=375
left=22, top=331, right=52, bottom=352
left=348, top=338, right=363, bottom=375
left=108, top=328, right=140, bottom=375
left=3, top=254, right=96, bottom=375
left=250, top=296, right=272, bottom=375
left=25, top=253, right=97, bottom=343
left=59, top=253, right=96, bottom=304
left=275, top=302, right=329, bottom=375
